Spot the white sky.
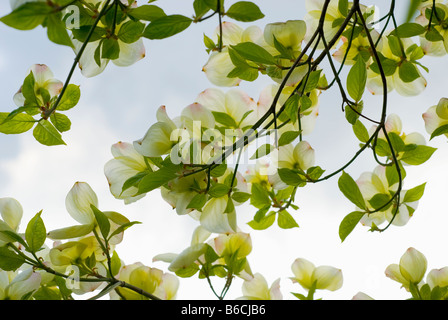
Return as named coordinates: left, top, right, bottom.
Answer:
left=1, top=0, right=448, bottom=300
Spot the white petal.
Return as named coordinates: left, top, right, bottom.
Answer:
left=293, top=141, right=315, bottom=170
left=113, top=38, right=146, bottom=67
left=0, top=198, right=23, bottom=231
left=196, top=88, right=226, bottom=113
left=200, top=197, right=235, bottom=234
left=312, top=266, right=343, bottom=291
left=65, top=182, right=98, bottom=225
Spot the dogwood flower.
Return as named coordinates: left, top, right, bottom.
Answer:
left=72, top=1, right=145, bottom=78
left=13, top=64, right=63, bottom=107
left=104, top=141, right=150, bottom=204
left=333, top=30, right=382, bottom=65
left=238, top=273, right=282, bottom=300
left=65, top=182, right=98, bottom=226
left=0, top=269, right=41, bottom=300
left=277, top=141, right=315, bottom=171
left=203, top=20, right=309, bottom=87
left=356, top=165, right=419, bottom=227
left=415, top=2, right=448, bottom=56
left=196, top=88, right=257, bottom=130
left=290, top=258, right=343, bottom=292
left=367, top=36, right=427, bottom=96
left=423, top=97, right=448, bottom=139
left=110, top=262, right=179, bottom=300
left=161, top=171, right=207, bottom=216
left=370, top=113, right=428, bottom=164
left=385, top=247, right=427, bottom=290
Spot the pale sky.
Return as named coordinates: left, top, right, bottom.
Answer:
left=1, top=0, right=448, bottom=300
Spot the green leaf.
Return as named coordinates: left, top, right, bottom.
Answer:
left=121, top=171, right=148, bottom=193
left=347, top=56, right=367, bottom=102
left=22, top=72, right=38, bottom=105
left=47, top=224, right=95, bottom=240
left=90, top=205, right=110, bottom=240
left=278, top=168, right=306, bottom=187
left=71, top=25, right=107, bottom=43
left=385, top=162, right=406, bottom=187
left=231, top=192, right=251, bottom=203
left=302, top=70, right=322, bottom=93
left=392, top=23, right=426, bottom=38
left=248, top=211, right=276, bottom=230
left=137, top=165, right=180, bottom=194
left=0, top=2, right=52, bottom=30
left=187, top=193, right=207, bottom=211
left=0, top=112, right=35, bottom=134
left=284, top=94, right=300, bottom=123
left=338, top=172, right=367, bottom=210
left=339, top=211, right=365, bottom=242
left=278, top=131, right=301, bottom=147
left=212, top=111, right=237, bottom=128
left=250, top=144, right=273, bottom=160
left=25, top=211, right=46, bottom=253
left=430, top=124, right=448, bottom=140
left=117, top=20, right=145, bottom=44
left=208, top=183, right=230, bottom=198
left=272, top=36, right=295, bottom=60
left=277, top=210, right=299, bottom=229
left=399, top=61, right=420, bottom=83
left=224, top=197, right=235, bottom=213
left=231, top=42, right=276, bottom=65
left=56, top=84, right=81, bottom=111
left=210, top=163, right=227, bottom=177
left=369, top=52, right=398, bottom=76
left=227, top=66, right=259, bottom=82
left=352, top=120, right=370, bottom=143
left=369, top=193, right=392, bottom=211
left=127, top=5, right=166, bottom=21
left=403, top=183, right=426, bottom=203
left=46, top=12, right=74, bottom=48
left=101, top=38, right=120, bottom=60
left=108, top=221, right=141, bottom=240
left=194, top=0, right=212, bottom=19
left=50, top=113, right=71, bottom=133
left=0, top=246, right=26, bottom=271
left=338, top=0, right=349, bottom=16
left=143, top=15, right=192, bottom=40
left=425, top=28, right=444, bottom=42
left=345, top=102, right=364, bottom=125
left=33, top=120, right=66, bottom=146
left=306, top=166, right=325, bottom=181
left=388, top=35, right=404, bottom=57
left=226, top=1, right=265, bottom=22
left=250, top=184, right=271, bottom=209
left=401, top=145, right=436, bottom=165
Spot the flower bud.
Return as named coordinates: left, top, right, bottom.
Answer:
left=399, top=247, right=427, bottom=284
